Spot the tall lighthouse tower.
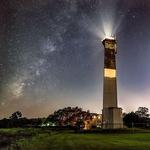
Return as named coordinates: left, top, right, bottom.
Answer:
left=102, top=36, right=123, bottom=129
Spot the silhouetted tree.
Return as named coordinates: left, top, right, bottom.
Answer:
left=123, top=107, right=150, bottom=128
left=10, top=111, right=22, bottom=120
left=135, top=107, right=149, bottom=118
left=123, top=112, right=140, bottom=127
left=0, top=118, right=10, bottom=128
left=76, top=119, right=85, bottom=129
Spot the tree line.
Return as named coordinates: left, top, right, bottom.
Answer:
left=123, top=107, right=150, bottom=128
left=0, top=107, right=150, bottom=128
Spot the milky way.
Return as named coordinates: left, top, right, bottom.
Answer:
left=1, top=0, right=150, bottom=118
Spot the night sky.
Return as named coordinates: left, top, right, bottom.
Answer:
left=0, top=0, right=150, bottom=118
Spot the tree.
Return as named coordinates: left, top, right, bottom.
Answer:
left=10, top=111, right=22, bottom=120
left=123, top=107, right=150, bottom=128
left=123, top=112, right=140, bottom=127
left=135, top=107, right=149, bottom=118
left=76, top=119, right=85, bottom=130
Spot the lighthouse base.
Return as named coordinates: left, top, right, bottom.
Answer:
left=102, top=107, right=123, bottom=129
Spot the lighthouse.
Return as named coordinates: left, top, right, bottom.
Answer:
left=102, top=36, right=123, bottom=129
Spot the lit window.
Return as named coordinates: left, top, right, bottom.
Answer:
left=104, top=68, right=116, bottom=78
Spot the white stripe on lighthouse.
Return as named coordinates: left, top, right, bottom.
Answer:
left=104, top=68, right=116, bottom=78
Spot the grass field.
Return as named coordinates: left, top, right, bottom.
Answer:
left=1, top=128, right=150, bottom=150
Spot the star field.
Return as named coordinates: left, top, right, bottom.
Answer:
left=0, top=0, right=150, bottom=118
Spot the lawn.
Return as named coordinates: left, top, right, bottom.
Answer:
left=1, top=128, right=150, bottom=150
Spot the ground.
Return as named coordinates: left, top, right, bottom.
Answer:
left=1, top=128, right=150, bottom=150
